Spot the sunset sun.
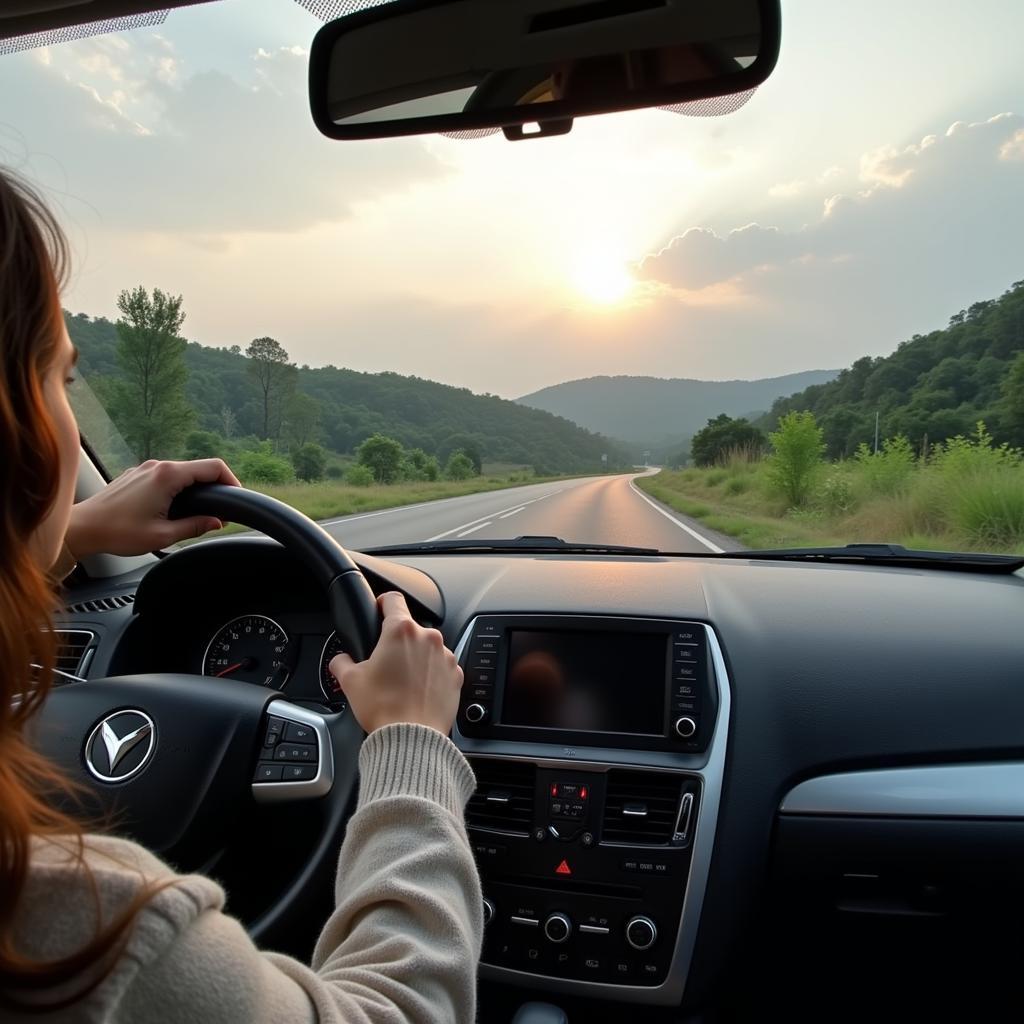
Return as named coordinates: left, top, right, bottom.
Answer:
left=571, top=249, right=635, bottom=306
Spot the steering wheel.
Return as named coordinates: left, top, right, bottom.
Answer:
left=28, top=484, right=380, bottom=941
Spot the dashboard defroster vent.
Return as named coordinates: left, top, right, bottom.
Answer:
left=602, top=769, right=685, bottom=846
left=64, top=593, right=135, bottom=615
left=466, top=759, right=536, bottom=835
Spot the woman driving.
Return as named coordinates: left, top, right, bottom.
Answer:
left=0, top=168, right=482, bottom=1021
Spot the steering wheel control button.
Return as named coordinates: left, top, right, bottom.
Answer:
left=674, top=716, right=698, bottom=739
left=464, top=703, right=488, bottom=723
left=282, top=764, right=317, bottom=782
left=543, top=913, right=572, bottom=944
left=274, top=743, right=318, bottom=763
left=283, top=721, right=315, bottom=743
left=254, top=763, right=283, bottom=782
left=625, top=916, right=658, bottom=951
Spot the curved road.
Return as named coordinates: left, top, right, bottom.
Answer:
left=316, top=473, right=741, bottom=553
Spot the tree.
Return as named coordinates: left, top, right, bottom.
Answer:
left=1001, top=350, right=1024, bottom=429
left=284, top=392, right=322, bottom=448
left=767, top=411, right=825, bottom=507
left=690, top=414, right=765, bottom=467
left=440, top=433, right=483, bottom=474
left=445, top=450, right=475, bottom=481
left=357, top=433, right=404, bottom=483
left=112, top=286, right=193, bottom=460
left=346, top=464, right=374, bottom=487
left=291, top=442, right=327, bottom=482
left=219, top=405, right=237, bottom=439
left=246, top=337, right=295, bottom=439
left=236, top=443, right=293, bottom=485
left=183, top=429, right=223, bottom=460
left=403, top=447, right=440, bottom=481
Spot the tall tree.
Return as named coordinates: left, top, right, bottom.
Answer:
left=246, top=337, right=295, bottom=439
left=284, top=392, right=322, bottom=448
left=112, top=287, right=192, bottom=460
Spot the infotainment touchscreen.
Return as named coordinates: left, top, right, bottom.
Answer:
left=500, top=629, right=667, bottom=735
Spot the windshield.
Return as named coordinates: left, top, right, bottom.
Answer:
left=3, top=0, right=1023, bottom=555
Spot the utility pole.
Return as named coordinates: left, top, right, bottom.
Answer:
left=873, top=410, right=880, bottom=455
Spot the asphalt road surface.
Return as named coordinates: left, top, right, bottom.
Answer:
left=316, top=473, right=741, bottom=553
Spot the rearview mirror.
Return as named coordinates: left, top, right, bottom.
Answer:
left=309, top=0, right=781, bottom=141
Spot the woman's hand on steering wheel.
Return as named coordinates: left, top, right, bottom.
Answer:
left=66, top=458, right=241, bottom=558
left=330, top=592, right=464, bottom=736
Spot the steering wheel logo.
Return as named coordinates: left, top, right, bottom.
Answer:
left=84, top=710, right=156, bottom=783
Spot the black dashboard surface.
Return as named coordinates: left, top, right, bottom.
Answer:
left=54, top=539, right=1024, bottom=1016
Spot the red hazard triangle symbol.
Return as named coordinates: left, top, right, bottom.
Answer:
left=555, top=859, right=572, bottom=876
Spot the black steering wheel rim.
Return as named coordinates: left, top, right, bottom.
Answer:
left=30, top=483, right=379, bottom=944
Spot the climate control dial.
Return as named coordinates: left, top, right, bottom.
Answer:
left=543, top=912, right=573, bottom=944
left=625, top=915, right=657, bottom=951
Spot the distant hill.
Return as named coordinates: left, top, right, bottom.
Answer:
left=517, top=370, right=840, bottom=449
left=66, top=311, right=629, bottom=474
left=759, top=280, right=1024, bottom=457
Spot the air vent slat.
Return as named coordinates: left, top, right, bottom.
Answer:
left=601, top=769, right=684, bottom=846
left=466, top=759, right=536, bottom=836
left=49, top=629, right=95, bottom=679
left=63, top=592, right=135, bottom=615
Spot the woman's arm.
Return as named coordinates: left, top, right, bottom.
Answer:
left=111, top=593, right=482, bottom=1024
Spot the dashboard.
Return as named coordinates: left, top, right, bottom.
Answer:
left=54, top=536, right=1024, bottom=1020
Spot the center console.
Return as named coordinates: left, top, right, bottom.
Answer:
left=452, top=615, right=730, bottom=1006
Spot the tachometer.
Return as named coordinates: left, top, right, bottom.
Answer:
left=202, top=614, right=291, bottom=689
left=319, top=631, right=349, bottom=708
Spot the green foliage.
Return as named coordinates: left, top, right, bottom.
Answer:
left=111, top=286, right=192, bottom=459
left=853, top=434, right=916, bottom=495
left=762, top=281, right=1024, bottom=456
left=357, top=433, right=404, bottom=483
left=183, top=429, right=224, bottom=460
left=767, top=411, right=825, bottom=507
left=403, top=447, right=440, bottom=482
left=291, top=442, right=327, bottom=482
left=246, top=336, right=296, bottom=439
left=819, top=472, right=855, bottom=515
left=236, top=443, right=294, bottom=485
left=931, top=422, right=1023, bottom=479
left=445, top=450, right=476, bottom=481
left=439, top=434, right=483, bottom=475
left=284, top=392, right=322, bottom=448
left=690, top=414, right=765, bottom=467
left=949, top=471, right=1024, bottom=547
left=345, top=464, right=375, bottom=487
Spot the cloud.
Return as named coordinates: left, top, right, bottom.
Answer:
left=0, top=32, right=446, bottom=234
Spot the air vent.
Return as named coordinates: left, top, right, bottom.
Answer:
left=52, top=629, right=95, bottom=678
left=466, top=759, right=536, bottom=836
left=64, top=592, right=135, bottom=615
left=602, top=769, right=684, bottom=846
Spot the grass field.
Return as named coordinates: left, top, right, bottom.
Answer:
left=639, top=428, right=1024, bottom=555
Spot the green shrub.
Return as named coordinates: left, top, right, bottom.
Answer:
left=767, top=411, right=825, bottom=507
left=346, top=464, right=375, bottom=487
left=325, top=463, right=345, bottom=480
left=819, top=473, right=855, bottom=515
left=445, top=450, right=475, bottom=481
left=291, top=442, right=327, bottom=482
left=357, top=433, right=404, bottom=484
left=705, top=469, right=727, bottom=486
left=853, top=435, right=916, bottom=495
left=950, top=470, right=1024, bottom=548
left=183, top=429, right=225, bottom=460
left=237, top=444, right=293, bottom=485
left=932, top=422, right=1022, bottom=480
left=402, top=447, right=441, bottom=482
left=724, top=476, right=749, bottom=495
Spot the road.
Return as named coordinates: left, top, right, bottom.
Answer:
left=314, top=473, right=741, bottom=553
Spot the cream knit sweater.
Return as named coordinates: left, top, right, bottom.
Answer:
left=8, top=723, right=482, bottom=1023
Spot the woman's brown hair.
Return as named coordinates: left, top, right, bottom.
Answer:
left=0, top=169, right=157, bottom=1011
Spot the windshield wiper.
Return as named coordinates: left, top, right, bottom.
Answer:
left=364, top=535, right=661, bottom=557
left=717, top=543, right=1024, bottom=574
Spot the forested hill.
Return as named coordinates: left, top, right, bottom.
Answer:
left=760, top=280, right=1024, bottom=458
left=66, top=311, right=627, bottom=474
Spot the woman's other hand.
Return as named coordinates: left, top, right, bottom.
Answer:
left=65, top=458, right=240, bottom=557
left=330, top=592, right=464, bottom=736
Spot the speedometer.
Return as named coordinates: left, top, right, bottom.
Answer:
left=319, top=631, right=348, bottom=708
left=202, top=614, right=291, bottom=689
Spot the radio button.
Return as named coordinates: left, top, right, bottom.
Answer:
left=625, top=916, right=658, bottom=951
left=464, top=703, right=488, bottom=724
left=472, top=637, right=500, bottom=654
left=672, top=681, right=697, bottom=698
left=543, top=913, right=572, bottom=944
left=673, top=663, right=699, bottom=679
left=674, top=716, right=698, bottom=738
left=471, top=654, right=496, bottom=670
left=468, top=684, right=493, bottom=701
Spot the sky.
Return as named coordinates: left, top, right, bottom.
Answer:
left=0, top=0, right=1022, bottom=398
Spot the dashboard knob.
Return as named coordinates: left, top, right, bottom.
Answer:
left=465, top=703, right=488, bottom=723
left=625, top=915, right=657, bottom=951
left=482, top=898, right=495, bottom=926
left=674, top=716, right=697, bottom=738
left=543, top=912, right=572, bottom=944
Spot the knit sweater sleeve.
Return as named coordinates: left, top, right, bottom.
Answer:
left=105, top=724, right=483, bottom=1024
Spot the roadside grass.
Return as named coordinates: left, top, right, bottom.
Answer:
left=639, top=434, right=1024, bottom=555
